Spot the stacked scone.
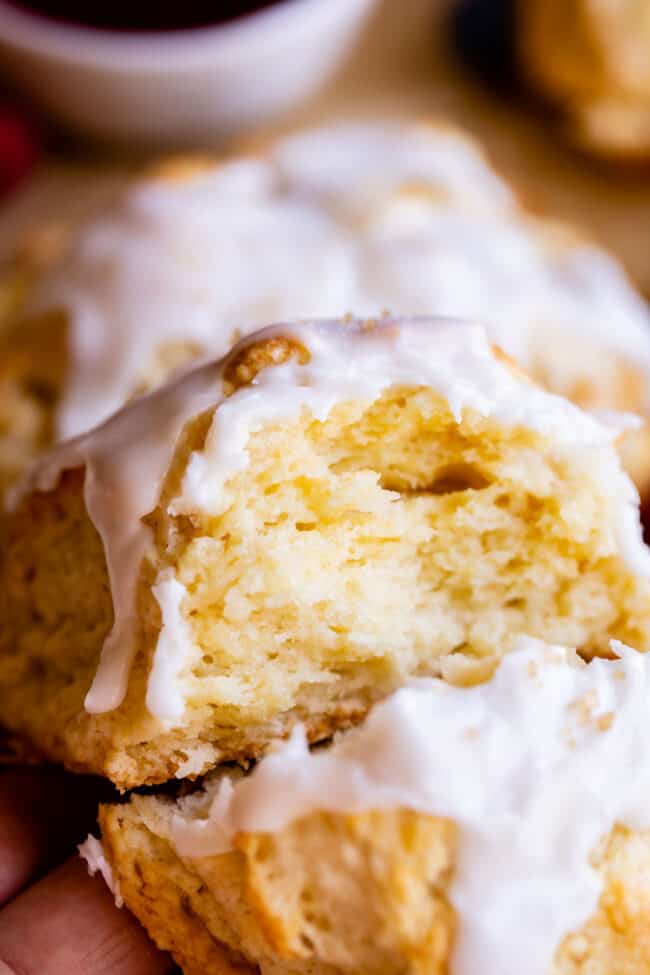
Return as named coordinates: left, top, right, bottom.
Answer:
left=2, top=120, right=650, bottom=499
left=4, top=315, right=650, bottom=973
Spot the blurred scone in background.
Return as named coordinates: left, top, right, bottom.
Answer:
left=519, top=0, right=650, bottom=160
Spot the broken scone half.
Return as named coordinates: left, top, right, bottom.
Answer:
left=95, top=638, right=650, bottom=975
left=2, top=316, right=650, bottom=789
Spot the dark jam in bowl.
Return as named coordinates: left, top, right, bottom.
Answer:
left=3, top=0, right=283, bottom=31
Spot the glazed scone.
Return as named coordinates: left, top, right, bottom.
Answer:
left=2, top=316, right=650, bottom=789
left=94, top=639, right=650, bottom=975
left=2, top=120, right=650, bottom=497
left=519, top=0, right=650, bottom=159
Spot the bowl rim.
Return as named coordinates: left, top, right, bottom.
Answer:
left=0, top=0, right=368, bottom=66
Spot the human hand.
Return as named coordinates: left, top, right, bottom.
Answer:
left=0, top=765, right=175, bottom=975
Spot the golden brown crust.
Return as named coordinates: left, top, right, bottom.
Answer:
left=99, top=805, right=256, bottom=975
left=100, top=792, right=650, bottom=975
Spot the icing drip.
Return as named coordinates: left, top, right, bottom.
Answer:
left=170, top=639, right=650, bottom=975
left=24, top=359, right=225, bottom=712
left=147, top=571, right=195, bottom=722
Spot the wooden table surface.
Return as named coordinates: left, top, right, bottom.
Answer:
left=0, top=0, right=648, bottom=294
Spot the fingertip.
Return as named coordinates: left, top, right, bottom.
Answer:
left=0, top=857, right=173, bottom=975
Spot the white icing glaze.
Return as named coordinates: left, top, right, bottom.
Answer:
left=78, top=835, right=123, bottom=908
left=18, top=316, right=650, bottom=718
left=25, top=121, right=650, bottom=441
left=170, top=638, right=650, bottom=975
left=147, top=571, right=194, bottom=722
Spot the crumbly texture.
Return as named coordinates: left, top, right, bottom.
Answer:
left=99, top=788, right=650, bottom=975
left=100, top=798, right=456, bottom=975
left=519, top=0, right=650, bottom=159
left=2, top=334, right=650, bottom=789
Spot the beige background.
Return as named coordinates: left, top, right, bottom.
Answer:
left=1, top=0, right=649, bottom=294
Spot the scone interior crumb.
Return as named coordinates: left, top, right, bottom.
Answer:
left=150, top=384, right=649, bottom=728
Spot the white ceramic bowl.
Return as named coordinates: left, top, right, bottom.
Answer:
left=0, top=0, right=376, bottom=147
